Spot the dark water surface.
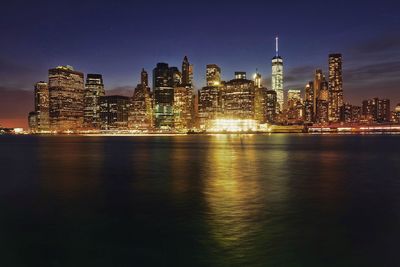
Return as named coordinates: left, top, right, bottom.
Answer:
left=0, top=135, right=400, bottom=267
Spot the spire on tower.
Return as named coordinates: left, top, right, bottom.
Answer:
left=275, top=36, right=279, bottom=57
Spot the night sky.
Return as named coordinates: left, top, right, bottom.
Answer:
left=0, top=0, right=399, bottom=128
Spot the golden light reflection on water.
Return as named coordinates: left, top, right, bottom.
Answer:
left=202, top=135, right=290, bottom=260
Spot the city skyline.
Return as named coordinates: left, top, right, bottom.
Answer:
left=1, top=1, right=400, bottom=128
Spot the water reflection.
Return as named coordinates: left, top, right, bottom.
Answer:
left=202, top=135, right=290, bottom=264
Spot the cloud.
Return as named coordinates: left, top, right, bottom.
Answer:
left=345, top=61, right=400, bottom=82
left=346, top=34, right=400, bottom=63
left=0, top=59, right=44, bottom=89
left=353, top=35, right=400, bottom=55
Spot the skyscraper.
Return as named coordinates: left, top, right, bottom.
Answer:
left=48, top=65, right=85, bottom=131
left=84, top=74, right=105, bottom=129
left=141, top=68, right=149, bottom=87
left=254, top=71, right=262, bottom=89
left=340, top=103, right=361, bottom=123
left=304, top=82, right=314, bottom=123
left=99, top=95, right=131, bottom=130
left=131, top=69, right=153, bottom=130
left=328, top=54, right=343, bottom=122
left=361, top=98, right=390, bottom=123
left=314, top=70, right=329, bottom=124
left=234, top=72, right=247, bottom=80
left=313, top=69, right=323, bottom=116
left=174, top=86, right=194, bottom=131
left=181, top=56, right=192, bottom=86
left=287, top=89, right=303, bottom=123
left=34, top=81, right=49, bottom=131
left=272, top=36, right=284, bottom=112
left=206, top=64, right=221, bottom=86
left=153, top=63, right=175, bottom=129
left=222, top=73, right=256, bottom=120
left=265, top=90, right=277, bottom=123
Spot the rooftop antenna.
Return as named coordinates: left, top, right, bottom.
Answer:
left=275, top=36, right=279, bottom=57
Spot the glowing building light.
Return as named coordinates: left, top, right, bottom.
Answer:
left=207, top=119, right=258, bottom=132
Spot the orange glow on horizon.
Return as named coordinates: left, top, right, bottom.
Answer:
left=0, top=118, right=28, bottom=129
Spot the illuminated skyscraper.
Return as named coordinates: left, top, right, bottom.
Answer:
left=181, top=56, right=192, bottom=86
left=174, top=86, right=194, bottom=131
left=34, top=81, right=49, bottom=131
left=222, top=73, right=256, bottom=120
left=234, top=72, right=247, bottom=80
left=265, top=90, right=277, bottom=123
left=272, top=36, right=284, bottom=112
left=131, top=69, right=153, bottom=130
left=206, top=64, right=221, bottom=86
left=48, top=65, right=85, bottom=131
left=99, top=95, right=131, bottom=130
left=377, top=99, right=391, bottom=123
left=199, top=64, right=223, bottom=128
left=198, top=85, right=223, bottom=129
left=328, top=54, right=344, bottom=122
left=394, top=104, right=400, bottom=123
left=315, top=71, right=329, bottom=124
left=153, top=63, right=175, bottom=129
left=313, top=69, right=323, bottom=116
left=84, top=74, right=105, bottom=129
left=170, top=67, right=182, bottom=87
left=141, top=68, right=149, bottom=87
left=340, top=103, right=361, bottom=123
left=254, top=71, right=262, bottom=88
left=361, top=98, right=390, bottom=123
left=287, top=89, right=303, bottom=123
left=254, top=72, right=266, bottom=123
left=304, top=82, right=314, bottom=123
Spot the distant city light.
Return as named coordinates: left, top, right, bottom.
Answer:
left=208, top=119, right=258, bottom=133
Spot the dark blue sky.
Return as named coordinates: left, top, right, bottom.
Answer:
left=1, top=0, right=399, bottom=127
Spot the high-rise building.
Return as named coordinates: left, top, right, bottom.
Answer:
left=304, top=82, right=314, bottom=123
left=377, top=99, right=391, bottom=123
left=141, top=68, right=149, bottom=87
left=272, top=36, right=284, bottom=112
left=198, top=85, right=223, bottom=129
left=234, top=72, right=247, bottom=80
left=316, top=78, right=329, bottom=124
left=288, top=89, right=302, bottom=103
left=394, top=104, right=400, bottom=123
left=254, top=87, right=267, bottom=123
left=174, top=86, right=194, bottom=131
left=328, top=54, right=344, bottom=122
left=34, top=81, right=49, bottom=131
left=28, top=112, right=38, bottom=132
left=362, top=98, right=391, bottom=123
left=153, top=63, right=175, bottom=129
left=181, top=56, right=192, bottom=86
left=84, top=74, right=105, bottom=129
left=313, top=69, right=323, bottom=116
left=265, top=90, right=277, bottom=123
left=254, top=71, right=262, bottom=89
left=131, top=69, right=153, bottom=130
left=170, top=67, right=182, bottom=87
left=48, top=65, right=85, bottom=131
left=99, top=95, right=131, bottom=130
left=222, top=74, right=256, bottom=120
left=287, top=89, right=303, bottom=123
left=206, top=64, right=221, bottom=86
left=340, top=103, right=361, bottom=123
left=362, top=99, right=377, bottom=122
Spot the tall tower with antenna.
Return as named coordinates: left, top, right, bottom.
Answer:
left=272, top=36, right=284, bottom=112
